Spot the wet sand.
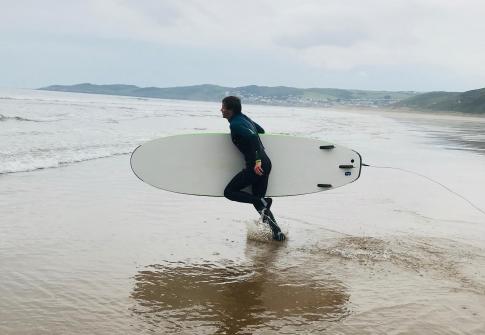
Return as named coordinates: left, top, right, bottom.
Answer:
left=1, top=109, right=485, bottom=334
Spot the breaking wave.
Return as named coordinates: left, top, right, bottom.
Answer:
left=0, top=148, right=132, bottom=175
left=0, top=113, right=48, bottom=122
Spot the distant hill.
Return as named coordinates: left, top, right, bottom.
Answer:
left=39, top=83, right=418, bottom=108
left=394, top=88, right=485, bottom=114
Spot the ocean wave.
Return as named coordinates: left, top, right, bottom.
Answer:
left=0, top=114, right=55, bottom=123
left=0, top=149, right=132, bottom=175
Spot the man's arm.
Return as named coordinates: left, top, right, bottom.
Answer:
left=230, top=123, right=262, bottom=165
left=253, top=121, right=265, bottom=134
left=247, top=120, right=265, bottom=175
left=242, top=114, right=265, bottom=134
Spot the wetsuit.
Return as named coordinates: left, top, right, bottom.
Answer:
left=223, top=113, right=271, bottom=213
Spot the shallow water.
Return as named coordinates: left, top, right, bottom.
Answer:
left=1, top=90, right=485, bottom=334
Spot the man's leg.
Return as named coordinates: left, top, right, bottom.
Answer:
left=252, top=160, right=285, bottom=241
left=224, top=169, right=266, bottom=208
left=251, top=156, right=272, bottom=211
left=251, top=174, right=270, bottom=213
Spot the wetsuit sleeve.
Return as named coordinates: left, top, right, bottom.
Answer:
left=253, top=121, right=265, bottom=134
left=230, top=123, right=262, bottom=164
left=243, top=114, right=265, bottom=134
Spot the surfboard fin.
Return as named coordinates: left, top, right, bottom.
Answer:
left=319, top=145, right=335, bottom=149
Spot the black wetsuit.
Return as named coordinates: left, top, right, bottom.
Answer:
left=223, top=113, right=271, bottom=212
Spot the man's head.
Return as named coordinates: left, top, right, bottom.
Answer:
left=221, top=96, right=241, bottom=119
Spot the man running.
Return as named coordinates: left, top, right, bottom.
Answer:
left=221, top=96, right=286, bottom=241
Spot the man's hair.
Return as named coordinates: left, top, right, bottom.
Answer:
left=222, top=96, right=242, bottom=114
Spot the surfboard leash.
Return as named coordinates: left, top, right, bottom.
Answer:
left=362, top=163, right=485, bottom=217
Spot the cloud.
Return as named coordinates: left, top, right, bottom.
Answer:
left=1, top=0, right=485, bottom=89
left=266, top=0, right=485, bottom=77
left=275, top=28, right=367, bottom=49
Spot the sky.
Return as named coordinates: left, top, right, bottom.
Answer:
left=1, top=0, right=485, bottom=92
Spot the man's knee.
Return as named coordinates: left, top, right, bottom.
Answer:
left=223, top=186, right=232, bottom=200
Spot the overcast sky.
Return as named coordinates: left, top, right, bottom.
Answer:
left=1, top=0, right=484, bottom=91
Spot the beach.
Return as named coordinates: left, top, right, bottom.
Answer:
left=1, top=89, right=485, bottom=334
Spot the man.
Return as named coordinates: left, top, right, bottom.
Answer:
left=221, top=96, right=286, bottom=241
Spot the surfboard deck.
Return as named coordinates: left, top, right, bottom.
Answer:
left=130, top=133, right=362, bottom=197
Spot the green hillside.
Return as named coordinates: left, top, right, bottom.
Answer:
left=39, top=83, right=418, bottom=107
left=394, top=88, right=485, bottom=114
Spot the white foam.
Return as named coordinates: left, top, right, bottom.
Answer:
left=245, top=217, right=289, bottom=242
left=0, top=89, right=224, bottom=175
left=0, top=147, right=132, bottom=174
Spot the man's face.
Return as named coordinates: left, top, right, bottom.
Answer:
left=221, top=104, right=233, bottom=119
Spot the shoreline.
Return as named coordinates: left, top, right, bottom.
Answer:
left=6, top=88, right=482, bottom=120
left=331, top=105, right=485, bottom=121
left=1, top=102, right=484, bottom=178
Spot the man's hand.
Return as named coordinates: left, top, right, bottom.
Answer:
left=254, top=161, right=264, bottom=176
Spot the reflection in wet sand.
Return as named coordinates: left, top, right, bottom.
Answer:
left=131, top=241, right=349, bottom=334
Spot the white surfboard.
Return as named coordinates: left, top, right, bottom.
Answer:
left=130, top=133, right=361, bottom=197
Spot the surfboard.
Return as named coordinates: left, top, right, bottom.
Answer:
left=130, top=133, right=362, bottom=197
